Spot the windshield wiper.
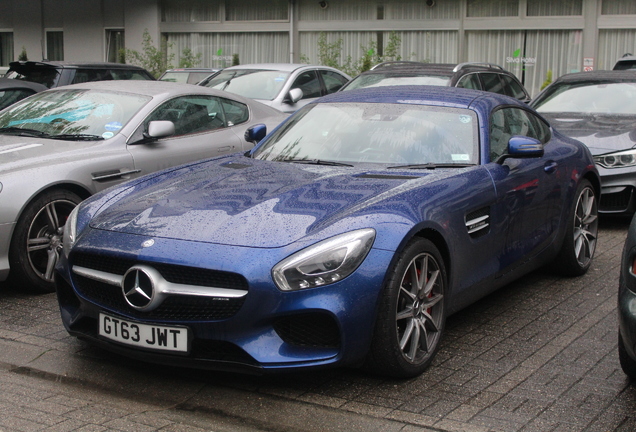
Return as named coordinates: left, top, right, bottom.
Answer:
left=388, top=163, right=473, bottom=169
left=53, top=134, right=104, bottom=141
left=283, top=158, right=353, bottom=167
left=0, top=126, right=51, bottom=138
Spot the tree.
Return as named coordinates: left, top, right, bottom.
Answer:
left=120, top=29, right=174, bottom=78
left=541, top=70, right=553, bottom=90
left=18, top=47, right=28, bottom=61
left=178, top=47, right=202, bottom=68
left=303, top=32, right=403, bottom=77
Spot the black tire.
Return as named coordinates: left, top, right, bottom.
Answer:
left=8, top=189, right=82, bottom=293
left=365, top=238, right=447, bottom=378
left=619, top=331, right=636, bottom=381
left=553, top=179, right=598, bottom=277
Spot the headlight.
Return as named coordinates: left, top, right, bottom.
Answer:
left=62, top=204, right=80, bottom=257
left=594, top=149, right=636, bottom=169
left=272, top=228, right=376, bottom=291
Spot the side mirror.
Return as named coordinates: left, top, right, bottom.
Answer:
left=496, top=136, right=544, bottom=164
left=145, top=120, right=175, bottom=140
left=244, top=124, right=267, bottom=144
left=284, top=88, right=303, bottom=104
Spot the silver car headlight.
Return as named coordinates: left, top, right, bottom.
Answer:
left=594, top=149, right=636, bottom=169
left=272, top=228, right=376, bottom=291
left=62, top=204, right=80, bottom=258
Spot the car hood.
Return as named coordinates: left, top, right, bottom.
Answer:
left=0, top=135, right=101, bottom=172
left=541, top=113, right=636, bottom=155
left=89, top=156, right=455, bottom=248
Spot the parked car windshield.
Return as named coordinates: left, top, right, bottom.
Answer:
left=342, top=74, right=451, bottom=91
left=0, top=89, right=150, bottom=140
left=253, top=102, right=478, bottom=165
left=533, top=81, right=636, bottom=115
left=202, top=69, right=290, bottom=100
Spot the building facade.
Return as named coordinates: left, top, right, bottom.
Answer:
left=0, top=0, right=635, bottom=96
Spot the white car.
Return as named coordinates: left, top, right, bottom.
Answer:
left=0, top=80, right=286, bottom=293
left=198, top=64, right=351, bottom=113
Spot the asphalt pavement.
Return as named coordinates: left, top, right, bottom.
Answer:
left=0, top=217, right=634, bottom=432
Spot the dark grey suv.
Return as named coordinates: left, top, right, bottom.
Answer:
left=340, top=61, right=530, bottom=103
left=5, top=61, right=155, bottom=88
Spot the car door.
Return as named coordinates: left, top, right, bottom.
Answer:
left=486, top=106, right=564, bottom=273
left=126, top=95, right=243, bottom=175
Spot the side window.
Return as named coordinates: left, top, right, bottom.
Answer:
left=320, top=70, right=349, bottom=94
left=0, top=89, right=35, bottom=110
left=143, top=96, right=226, bottom=137
left=456, top=74, right=482, bottom=90
left=490, top=109, right=510, bottom=162
left=291, top=70, right=322, bottom=99
left=219, top=98, right=249, bottom=126
left=72, top=69, right=114, bottom=84
left=490, top=107, right=548, bottom=161
left=480, top=73, right=506, bottom=95
left=110, top=69, right=154, bottom=80
left=500, top=75, right=528, bottom=101
left=526, top=112, right=552, bottom=144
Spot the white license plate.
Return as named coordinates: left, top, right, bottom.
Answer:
left=98, top=313, right=189, bottom=353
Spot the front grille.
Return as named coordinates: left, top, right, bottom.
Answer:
left=72, top=252, right=248, bottom=290
left=71, top=252, right=248, bottom=321
left=274, top=313, right=341, bottom=348
left=600, top=188, right=633, bottom=212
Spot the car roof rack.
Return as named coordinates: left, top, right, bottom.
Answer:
left=452, top=62, right=504, bottom=72
left=370, top=61, right=427, bottom=70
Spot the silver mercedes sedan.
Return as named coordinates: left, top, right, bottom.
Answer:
left=0, top=80, right=287, bottom=293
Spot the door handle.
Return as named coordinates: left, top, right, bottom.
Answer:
left=544, top=161, right=558, bottom=174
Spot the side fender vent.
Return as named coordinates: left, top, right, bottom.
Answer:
left=465, top=207, right=490, bottom=238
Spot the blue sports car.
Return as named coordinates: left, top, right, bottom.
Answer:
left=56, top=86, right=600, bottom=377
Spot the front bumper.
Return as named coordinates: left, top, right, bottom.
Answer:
left=597, top=165, right=636, bottom=214
left=56, top=231, right=394, bottom=373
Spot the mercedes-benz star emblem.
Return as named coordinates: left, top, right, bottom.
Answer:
left=122, top=266, right=154, bottom=309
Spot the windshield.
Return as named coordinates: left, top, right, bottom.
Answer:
left=533, top=81, right=636, bottom=115
left=342, top=74, right=451, bottom=91
left=253, top=102, right=478, bottom=165
left=202, top=69, right=290, bottom=100
left=0, top=89, right=150, bottom=140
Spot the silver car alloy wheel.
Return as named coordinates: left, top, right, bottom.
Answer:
left=573, top=186, right=598, bottom=268
left=395, top=251, right=444, bottom=364
left=26, top=198, right=77, bottom=282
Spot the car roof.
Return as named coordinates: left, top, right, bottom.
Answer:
left=8, top=60, right=149, bottom=71
left=162, top=68, right=219, bottom=72
left=363, top=61, right=509, bottom=76
left=222, top=63, right=337, bottom=73
left=553, top=70, right=636, bottom=83
left=44, top=79, right=254, bottom=100
left=0, top=77, right=48, bottom=92
left=314, top=84, right=521, bottom=109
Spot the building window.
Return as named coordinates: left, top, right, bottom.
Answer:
left=527, top=0, right=582, bottom=16
left=226, top=0, right=288, bottom=21
left=106, top=30, right=125, bottom=63
left=602, top=0, right=636, bottom=15
left=46, top=31, right=64, bottom=61
left=0, top=32, right=13, bottom=66
left=467, top=0, right=518, bottom=17
left=162, top=0, right=220, bottom=22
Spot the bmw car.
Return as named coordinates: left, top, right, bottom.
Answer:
left=0, top=80, right=286, bottom=293
left=531, top=70, right=636, bottom=214
left=56, top=86, right=600, bottom=377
